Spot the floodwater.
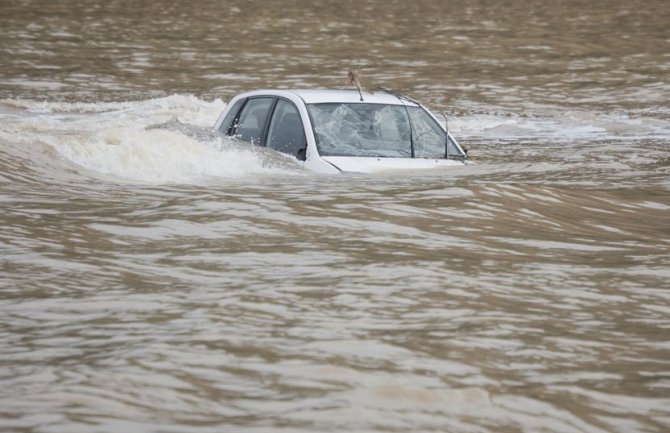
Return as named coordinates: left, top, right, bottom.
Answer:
left=1, top=1, right=670, bottom=432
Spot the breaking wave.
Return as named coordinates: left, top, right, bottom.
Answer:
left=0, top=95, right=305, bottom=184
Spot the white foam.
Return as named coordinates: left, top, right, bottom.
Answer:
left=4, top=94, right=224, bottom=126
left=50, top=129, right=301, bottom=183
left=450, top=109, right=670, bottom=142
left=0, top=95, right=304, bottom=184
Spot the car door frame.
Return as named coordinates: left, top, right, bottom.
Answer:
left=220, top=94, right=307, bottom=159
left=263, top=97, right=308, bottom=160
left=212, top=90, right=339, bottom=173
left=225, top=95, right=276, bottom=144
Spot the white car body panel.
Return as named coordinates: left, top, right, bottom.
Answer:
left=321, top=156, right=463, bottom=173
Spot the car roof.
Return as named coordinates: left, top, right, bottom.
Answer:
left=234, top=89, right=420, bottom=106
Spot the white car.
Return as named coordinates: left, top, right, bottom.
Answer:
left=213, top=89, right=468, bottom=173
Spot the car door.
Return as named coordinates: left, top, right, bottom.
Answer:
left=265, top=99, right=307, bottom=160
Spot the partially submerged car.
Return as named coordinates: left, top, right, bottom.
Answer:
left=213, top=89, right=468, bottom=173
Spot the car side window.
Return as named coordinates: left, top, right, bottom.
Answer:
left=218, top=98, right=245, bottom=134
left=266, top=99, right=306, bottom=160
left=233, top=97, right=273, bottom=144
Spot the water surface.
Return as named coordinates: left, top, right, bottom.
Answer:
left=1, top=1, right=670, bottom=432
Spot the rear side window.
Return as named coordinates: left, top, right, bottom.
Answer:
left=218, top=98, right=245, bottom=134
left=233, top=97, right=273, bottom=144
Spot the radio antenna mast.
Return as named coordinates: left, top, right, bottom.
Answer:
left=346, top=66, right=365, bottom=101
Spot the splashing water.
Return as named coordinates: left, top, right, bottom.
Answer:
left=0, top=95, right=305, bottom=184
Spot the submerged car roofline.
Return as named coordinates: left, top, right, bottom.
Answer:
left=230, top=89, right=420, bottom=106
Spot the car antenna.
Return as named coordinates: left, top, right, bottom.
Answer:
left=346, top=66, right=365, bottom=101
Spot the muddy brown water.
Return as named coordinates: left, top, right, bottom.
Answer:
left=1, top=1, right=669, bottom=432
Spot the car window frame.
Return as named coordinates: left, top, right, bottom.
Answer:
left=264, top=98, right=307, bottom=160
left=218, top=98, right=246, bottom=135
left=225, top=96, right=307, bottom=158
left=228, top=96, right=276, bottom=144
